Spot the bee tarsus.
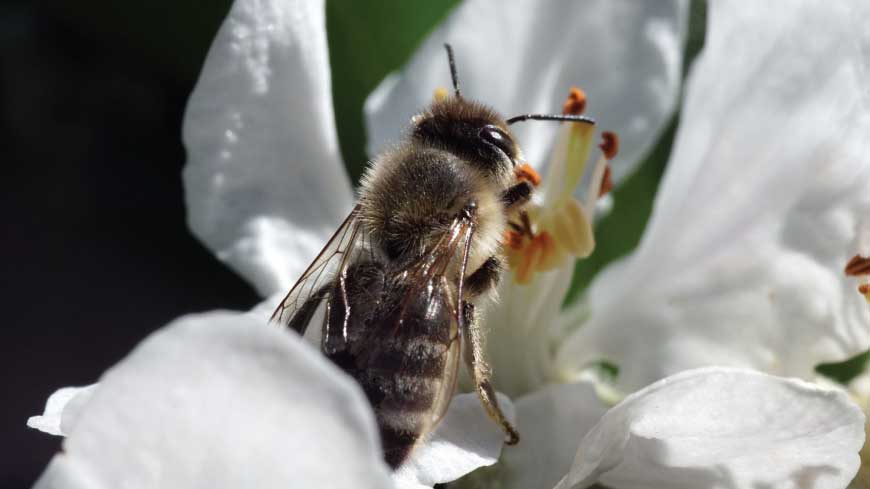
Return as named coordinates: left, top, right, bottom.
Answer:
left=460, top=301, right=520, bottom=445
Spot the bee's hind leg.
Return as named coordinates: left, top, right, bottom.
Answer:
left=285, top=284, right=330, bottom=336
left=461, top=301, right=520, bottom=445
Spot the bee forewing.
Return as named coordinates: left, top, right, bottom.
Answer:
left=270, top=204, right=370, bottom=335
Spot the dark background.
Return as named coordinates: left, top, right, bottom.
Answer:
left=3, top=2, right=252, bottom=486
left=1, top=1, right=463, bottom=486
left=1, top=1, right=728, bottom=487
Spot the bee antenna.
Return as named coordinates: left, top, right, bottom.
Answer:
left=506, top=114, right=596, bottom=126
left=444, top=43, right=462, bottom=98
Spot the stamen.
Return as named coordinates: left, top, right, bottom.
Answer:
left=510, top=232, right=558, bottom=284
left=505, top=86, right=605, bottom=284
left=515, top=163, right=542, bottom=187
left=532, top=231, right=563, bottom=271
left=546, top=199, right=594, bottom=259
left=585, top=155, right=609, bottom=213
left=599, top=131, right=619, bottom=159
left=583, top=131, right=620, bottom=211
left=845, top=255, right=870, bottom=302
left=504, top=230, right=524, bottom=250
left=433, top=87, right=449, bottom=102
left=599, top=166, right=613, bottom=198
left=845, top=255, right=870, bottom=276
left=562, top=86, right=587, bottom=115
left=541, top=118, right=595, bottom=211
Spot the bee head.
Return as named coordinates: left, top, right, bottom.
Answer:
left=411, top=97, right=520, bottom=183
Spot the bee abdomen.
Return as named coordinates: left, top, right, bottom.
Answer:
left=363, top=340, right=450, bottom=468
left=380, top=424, right=420, bottom=469
left=324, top=262, right=456, bottom=469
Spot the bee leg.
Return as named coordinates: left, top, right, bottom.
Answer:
left=464, top=256, right=501, bottom=298
left=286, top=284, right=330, bottom=336
left=461, top=301, right=520, bottom=445
left=500, top=181, right=533, bottom=211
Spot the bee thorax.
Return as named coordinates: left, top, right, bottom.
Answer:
left=359, top=143, right=506, bottom=272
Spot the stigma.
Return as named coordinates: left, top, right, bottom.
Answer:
left=505, top=87, right=618, bottom=284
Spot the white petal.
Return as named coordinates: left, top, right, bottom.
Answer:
left=497, top=382, right=608, bottom=489
left=393, top=392, right=514, bottom=489
left=33, top=311, right=393, bottom=489
left=556, top=367, right=865, bottom=489
left=484, top=264, right=575, bottom=397
left=182, top=0, right=354, bottom=296
left=27, top=385, right=97, bottom=436
left=364, top=0, right=687, bottom=183
left=558, top=0, right=870, bottom=391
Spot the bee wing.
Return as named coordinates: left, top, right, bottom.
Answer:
left=429, top=212, right=475, bottom=427
left=270, top=204, right=368, bottom=334
left=360, top=210, right=477, bottom=428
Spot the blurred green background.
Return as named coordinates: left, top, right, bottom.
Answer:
left=3, top=1, right=866, bottom=487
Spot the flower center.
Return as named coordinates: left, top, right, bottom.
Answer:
left=504, top=87, right=619, bottom=284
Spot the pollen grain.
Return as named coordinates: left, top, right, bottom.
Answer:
left=515, top=163, right=542, bottom=187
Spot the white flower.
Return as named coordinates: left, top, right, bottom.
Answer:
left=27, top=0, right=869, bottom=488
left=366, top=0, right=870, bottom=487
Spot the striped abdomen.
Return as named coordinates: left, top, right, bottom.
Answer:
left=323, top=260, right=460, bottom=468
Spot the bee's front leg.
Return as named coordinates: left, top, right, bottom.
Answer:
left=500, top=181, right=533, bottom=211
left=461, top=301, right=520, bottom=445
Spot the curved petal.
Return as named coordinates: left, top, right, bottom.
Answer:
left=364, top=0, right=687, bottom=184
left=183, top=0, right=354, bottom=296
left=496, top=382, right=608, bottom=489
left=393, top=392, right=514, bottom=489
left=27, top=385, right=97, bottom=437
left=555, top=367, right=865, bottom=489
left=558, top=0, right=870, bottom=391
left=33, top=311, right=393, bottom=489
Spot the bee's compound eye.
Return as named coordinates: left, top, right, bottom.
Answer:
left=479, top=125, right=515, bottom=160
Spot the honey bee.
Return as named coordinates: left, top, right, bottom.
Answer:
left=271, top=44, right=594, bottom=469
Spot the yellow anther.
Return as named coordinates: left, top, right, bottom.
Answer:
left=433, top=87, right=449, bottom=102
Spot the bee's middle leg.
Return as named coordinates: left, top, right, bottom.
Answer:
left=461, top=301, right=520, bottom=445
left=465, top=256, right=501, bottom=298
